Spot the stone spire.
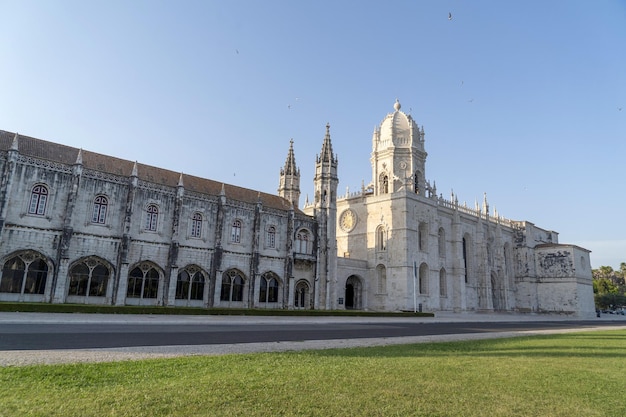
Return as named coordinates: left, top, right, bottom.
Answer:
left=278, top=139, right=301, bottom=208
left=318, top=123, right=336, bottom=165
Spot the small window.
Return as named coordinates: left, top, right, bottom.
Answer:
left=191, top=213, right=202, bottom=238
left=266, top=226, right=276, bottom=248
left=92, top=196, right=108, bottom=224
left=295, top=230, right=311, bottom=254
left=28, top=185, right=48, bottom=215
left=231, top=220, right=242, bottom=243
left=145, top=204, right=158, bottom=231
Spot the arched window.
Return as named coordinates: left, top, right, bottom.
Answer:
left=379, top=173, right=389, bottom=194
left=68, top=259, right=110, bottom=297
left=145, top=205, right=159, bottom=231
left=438, top=227, right=446, bottom=258
left=295, top=229, right=311, bottom=254
left=28, top=185, right=48, bottom=215
left=418, top=222, right=428, bottom=251
left=92, top=196, right=108, bottom=224
left=439, top=268, right=447, bottom=297
left=191, top=213, right=202, bottom=238
left=419, top=263, right=429, bottom=295
left=414, top=171, right=422, bottom=194
left=0, top=252, right=48, bottom=294
left=376, top=264, right=387, bottom=294
left=376, top=226, right=386, bottom=251
left=462, top=235, right=471, bottom=284
left=266, top=226, right=276, bottom=248
left=221, top=269, right=245, bottom=302
left=231, top=220, right=242, bottom=243
left=259, top=272, right=279, bottom=303
left=176, top=267, right=205, bottom=300
left=127, top=264, right=160, bottom=299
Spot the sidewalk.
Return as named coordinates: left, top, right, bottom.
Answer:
left=1, top=311, right=625, bottom=367
left=0, top=310, right=623, bottom=325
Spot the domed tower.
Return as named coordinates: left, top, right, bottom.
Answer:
left=370, top=99, right=427, bottom=195
left=278, top=139, right=300, bottom=208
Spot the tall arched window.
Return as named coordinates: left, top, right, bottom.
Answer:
left=462, top=235, right=471, bottom=284
left=380, top=173, right=389, bottom=194
left=92, top=196, right=108, bottom=224
left=259, top=272, right=279, bottom=303
left=127, top=264, right=160, bottom=299
left=145, top=204, right=159, bottom=231
left=176, top=267, right=205, bottom=300
left=376, top=226, right=386, bottom=251
left=418, top=222, right=428, bottom=251
left=231, top=220, right=242, bottom=243
left=68, top=258, right=110, bottom=297
left=28, top=185, right=48, bottom=215
left=419, top=263, right=429, bottom=294
left=438, top=227, right=446, bottom=258
left=0, top=252, right=48, bottom=295
left=221, top=269, right=245, bottom=302
left=266, top=226, right=276, bottom=248
left=414, top=171, right=422, bottom=194
left=191, top=213, right=202, bottom=238
left=376, top=264, right=387, bottom=294
left=439, top=268, right=447, bottom=297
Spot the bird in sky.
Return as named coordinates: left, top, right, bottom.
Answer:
left=448, top=12, right=452, bottom=20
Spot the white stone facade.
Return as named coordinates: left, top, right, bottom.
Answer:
left=0, top=100, right=595, bottom=316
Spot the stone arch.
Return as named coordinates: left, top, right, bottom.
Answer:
left=126, top=261, right=164, bottom=305
left=67, top=256, right=114, bottom=302
left=344, top=275, right=363, bottom=310
left=175, top=264, right=209, bottom=305
left=259, top=270, right=282, bottom=305
left=0, top=250, right=53, bottom=301
left=219, top=268, right=248, bottom=306
left=294, top=279, right=311, bottom=309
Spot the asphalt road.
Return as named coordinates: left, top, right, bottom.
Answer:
left=2, top=319, right=623, bottom=351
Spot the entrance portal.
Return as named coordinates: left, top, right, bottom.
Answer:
left=344, top=275, right=362, bottom=310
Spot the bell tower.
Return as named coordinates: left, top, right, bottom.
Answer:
left=370, top=99, right=427, bottom=195
left=313, top=123, right=338, bottom=309
left=278, top=139, right=300, bottom=208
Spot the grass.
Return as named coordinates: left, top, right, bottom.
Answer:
left=1, top=330, right=625, bottom=417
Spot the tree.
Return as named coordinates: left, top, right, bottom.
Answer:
left=592, top=263, right=626, bottom=309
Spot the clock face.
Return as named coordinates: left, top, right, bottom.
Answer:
left=340, top=209, right=357, bottom=232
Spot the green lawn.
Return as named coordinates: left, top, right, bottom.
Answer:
left=1, top=330, right=625, bottom=417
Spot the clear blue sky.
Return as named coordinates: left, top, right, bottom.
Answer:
left=1, top=1, right=625, bottom=269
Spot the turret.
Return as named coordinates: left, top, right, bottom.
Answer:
left=278, top=139, right=301, bottom=208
